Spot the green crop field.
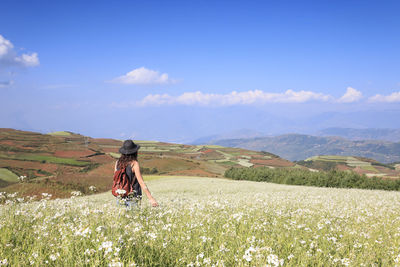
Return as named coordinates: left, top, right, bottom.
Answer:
left=359, top=165, right=377, bottom=172
left=0, top=153, right=90, bottom=166
left=237, top=158, right=253, bottom=167
left=202, top=145, right=225, bottom=149
left=47, top=131, right=72, bottom=136
left=139, top=147, right=171, bottom=152
left=306, top=155, right=348, bottom=162
left=2, top=177, right=400, bottom=266
left=0, top=168, right=19, bottom=182
left=107, top=152, right=121, bottom=159
left=306, top=156, right=377, bottom=168
left=136, top=140, right=161, bottom=144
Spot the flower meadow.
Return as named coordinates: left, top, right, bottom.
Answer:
left=1, top=177, right=400, bottom=266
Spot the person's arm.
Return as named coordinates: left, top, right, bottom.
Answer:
left=132, top=161, right=159, bottom=207
left=114, top=161, right=118, bottom=173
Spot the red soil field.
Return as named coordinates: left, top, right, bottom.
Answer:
left=0, top=159, right=60, bottom=173
left=3, top=182, right=72, bottom=199
left=353, top=166, right=372, bottom=175
left=140, top=157, right=199, bottom=172
left=199, top=151, right=224, bottom=160
left=87, top=154, right=115, bottom=164
left=92, top=138, right=122, bottom=146
left=1, top=140, right=15, bottom=146
left=87, top=161, right=115, bottom=176
left=336, top=164, right=352, bottom=171
left=53, top=162, right=115, bottom=193
left=99, top=147, right=119, bottom=153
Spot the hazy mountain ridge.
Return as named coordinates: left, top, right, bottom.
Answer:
left=191, top=129, right=266, bottom=145
left=318, top=128, right=400, bottom=142
left=210, top=134, right=400, bottom=164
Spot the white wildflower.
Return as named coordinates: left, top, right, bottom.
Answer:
left=49, top=253, right=59, bottom=261
left=7, top=192, right=17, bottom=198
left=115, top=189, right=126, bottom=195
left=89, top=185, right=97, bottom=191
left=341, top=258, right=350, bottom=266
left=109, top=260, right=123, bottom=267
left=41, top=193, right=52, bottom=199
left=99, top=241, right=113, bottom=255
left=243, top=246, right=256, bottom=262
left=267, top=254, right=283, bottom=266
left=84, top=248, right=95, bottom=255
left=71, top=191, right=83, bottom=197
left=196, top=253, right=204, bottom=261
left=96, top=226, right=106, bottom=232
left=148, top=232, right=157, bottom=240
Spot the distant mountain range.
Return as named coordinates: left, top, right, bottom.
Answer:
left=207, top=133, right=400, bottom=164
left=191, top=129, right=266, bottom=145
left=318, top=128, right=400, bottom=142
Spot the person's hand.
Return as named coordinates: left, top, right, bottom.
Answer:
left=150, top=198, right=159, bottom=207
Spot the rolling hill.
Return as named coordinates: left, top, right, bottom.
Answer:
left=297, top=155, right=399, bottom=179
left=0, top=128, right=294, bottom=198
left=1, top=128, right=399, bottom=199
left=210, top=134, right=400, bottom=164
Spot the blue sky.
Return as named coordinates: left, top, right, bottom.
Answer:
left=1, top=0, right=400, bottom=142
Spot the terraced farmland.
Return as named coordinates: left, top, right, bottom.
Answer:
left=302, top=155, right=400, bottom=179
left=0, top=128, right=292, bottom=198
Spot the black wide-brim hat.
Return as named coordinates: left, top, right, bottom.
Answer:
left=119, top=140, right=140, bottom=155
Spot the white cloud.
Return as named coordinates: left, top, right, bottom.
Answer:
left=136, top=89, right=333, bottom=107
left=368, top=91, right=400, bottom=103
left=112, top=67, right=175, bottom=85
left=0, top=34, right=39, bottom=67
left=0, top=80, right=14, bottom=88
left=0, top=35, right=13, bottom=57
left=14, top=52, right=39, bottom=67
left=337, top=87, right=363, bottom=103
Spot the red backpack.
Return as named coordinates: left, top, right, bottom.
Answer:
left=112, top=167, right=134, bottom=198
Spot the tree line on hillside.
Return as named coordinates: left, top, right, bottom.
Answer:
left=224, top=167, right=400, bottom=191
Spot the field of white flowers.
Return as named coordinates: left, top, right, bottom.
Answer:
left=1, top=177, right=400, bottom=266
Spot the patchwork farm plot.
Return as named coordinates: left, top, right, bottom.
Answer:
left=1, top=129, right=400, bottom=266
left=98, top=139, right=294, bottom=175
left=1, top=128, right=399, bottom=200
left=0, top=129, right=294, bottom=199
left=303, top=155, right=400, bottom=179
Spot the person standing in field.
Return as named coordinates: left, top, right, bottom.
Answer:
left=114, top=140, right=158, bottom=208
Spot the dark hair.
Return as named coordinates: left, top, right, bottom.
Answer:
left=117, top=152, right=138, bottom=169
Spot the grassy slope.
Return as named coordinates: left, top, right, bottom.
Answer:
left=0, top=168, right=19, bottom=182
left=0, top=128, right=294, bottom=198
left=2, top=128, right=398, bottom=199
left=0, top=153, right=90, bottom=166
left=2, top=177, right=400, bottom=266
